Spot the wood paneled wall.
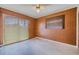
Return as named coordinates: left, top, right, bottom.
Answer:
left=78, top=13, right=79, bottom=47
left=0, top=7, right=77, bottom=45
left=0, top=8, right=3, bottom=44
left=36, top=8, right=77, bottom=45
left=0, top=8, right=36, bottom=44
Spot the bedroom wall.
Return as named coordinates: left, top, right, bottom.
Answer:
left=78, top=12, right=79, bottom=47
left=0, top=8, right=3, bottom=44
left=36, top=8, right=77, bottom=45
left=0, top=8, right=36, bottom=44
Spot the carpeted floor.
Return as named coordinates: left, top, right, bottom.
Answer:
left=0, top=37, right=79, bottom=55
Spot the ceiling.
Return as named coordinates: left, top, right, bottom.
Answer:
left=0, top=4, right=79, bottom=18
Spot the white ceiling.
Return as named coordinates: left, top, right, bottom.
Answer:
left=0, top=4, right=79, bottom=18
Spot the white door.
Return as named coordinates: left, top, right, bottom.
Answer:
left=3, top=14, right=19, bottom=45
left=19, top=19, right=29, bottom=41
left=3, top=14, right=29, bottom=45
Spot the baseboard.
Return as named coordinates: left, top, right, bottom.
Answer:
left=0, top=39, right=30, bottom=47
left=36, top=37, right=78, bottom=48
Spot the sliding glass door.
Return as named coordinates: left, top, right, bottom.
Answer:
left=3, top=14, right=29, bottom=45
left=19, top=19, right=29, bottom=41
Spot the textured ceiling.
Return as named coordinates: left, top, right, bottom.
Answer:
left=0, top=4, right=79, bottom=18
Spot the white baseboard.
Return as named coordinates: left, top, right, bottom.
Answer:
left=35, top=37, right=78, bottom=48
